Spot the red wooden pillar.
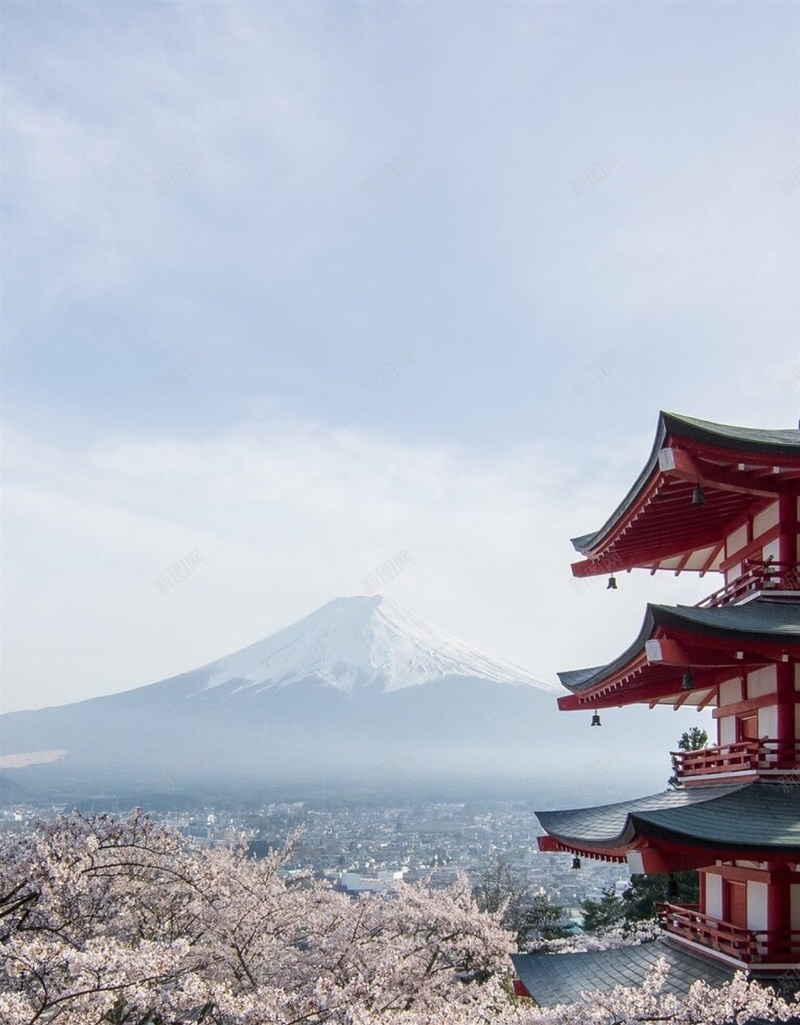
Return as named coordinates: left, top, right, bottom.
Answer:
left=766, top=863, right=792, bottom=961
left=777, top=494, right=797, bottom=570
left=776, top=662, right=795, bottom=766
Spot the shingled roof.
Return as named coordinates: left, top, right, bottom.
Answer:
left=536, top=780, right=800, bottom=857
left=570, top=412, right=800, bottom=577
left=557, top=598, right=800, bottom=706
left=511, top=937, right=738, bottom=1008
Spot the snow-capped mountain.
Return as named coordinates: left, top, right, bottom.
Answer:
left=0, top=596, right=694, bottom=803
left=196, top=595, right=551, bottom=695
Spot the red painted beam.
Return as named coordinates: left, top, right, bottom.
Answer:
left=659, top=447, right=796, bottom=498
left=713, top=691, right=800, bottom=720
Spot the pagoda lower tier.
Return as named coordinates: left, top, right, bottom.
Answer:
left=536, top=780, right=800, bottom=971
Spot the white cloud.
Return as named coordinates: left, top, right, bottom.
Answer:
left=1, top=418, right=706, bottom=713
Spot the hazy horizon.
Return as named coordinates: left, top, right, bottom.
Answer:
left=2, top=2, right=799, bottom=720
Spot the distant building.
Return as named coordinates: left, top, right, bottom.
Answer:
left=338, top=869, right=405, bottom=894
left=513, top=412, right=800, bottom=1006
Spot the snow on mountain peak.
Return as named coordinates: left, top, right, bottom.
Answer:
left=200, top=595, right=552, bottom=695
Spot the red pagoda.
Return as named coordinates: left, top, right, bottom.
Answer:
left=513, top=411, right=800, bottom=1007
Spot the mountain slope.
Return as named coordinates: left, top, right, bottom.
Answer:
left=0, top=596, right=700, bottom=802
left=175, top=595, right=552, bottom=695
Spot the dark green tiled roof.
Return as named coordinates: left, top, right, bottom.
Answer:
left=558, top=665, right=608, bottom=690
left=654, top=601, right=800, bottom=640
left=660, top=412, right=800, bottom=453
left=536, top=781, right=800, bottom=853
left=511, top=938, right=737, bottom=1008
left=558, top=599, right=800, bottom=695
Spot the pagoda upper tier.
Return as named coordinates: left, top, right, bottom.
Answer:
left=571, top=412, right=800, bottom=580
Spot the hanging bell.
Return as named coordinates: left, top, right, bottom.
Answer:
left=681, top=670, right=694, bottom=691
left=572, top=856, right=582, bottom=870
left=590, top=713, right=602, bottom=727
left=691, top=485, right=705, bottom=507
left=607, top=575, right=617, bottom=590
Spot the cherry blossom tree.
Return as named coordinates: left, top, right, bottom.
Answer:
left=1, top=811, right=797, bottom=1025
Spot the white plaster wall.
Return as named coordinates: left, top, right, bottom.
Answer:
left=748, top=666, right=776, bottom=698
left=705, top=873, right=723, bottom=919
left=759, top=704, right=777, bottom=739
left=719, top=716, right=736, bottom=745
left=727, top=524, right=748, bottom=557
left=753, top=501, right=779, bottom=537
left=748, top=881, right=768, bottom=931
left=720, top=678, right=742, bottom=705
left=763, top=537, right=781, bottom=562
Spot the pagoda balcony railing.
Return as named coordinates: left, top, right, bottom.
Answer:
left=672, top=739, right=800, bottom=778
left=696, top=559, right=800, bottom=609
left=658, top=903, right=800, bottom=964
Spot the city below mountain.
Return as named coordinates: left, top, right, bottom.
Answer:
left=0, top=596, right=700, bottom=805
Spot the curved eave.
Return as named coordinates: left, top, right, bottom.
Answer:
left=536, top=833, right=796, bottom=865
left=536, top=782, right=800, bottom=860
left=557, top=599, right=799, bottom=710
left=627, top=814, right=800, bottom=857
left=571, top=412, right=800, bottom=578
left=511, top=939, right=739, bottom=1009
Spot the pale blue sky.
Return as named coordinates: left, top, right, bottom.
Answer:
left=2, top=1, right=799, bottom=716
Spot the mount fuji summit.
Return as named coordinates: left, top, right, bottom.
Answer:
left=0, top=596, right=667, bottom=802
left=183, top=595, right=548, bottom=696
